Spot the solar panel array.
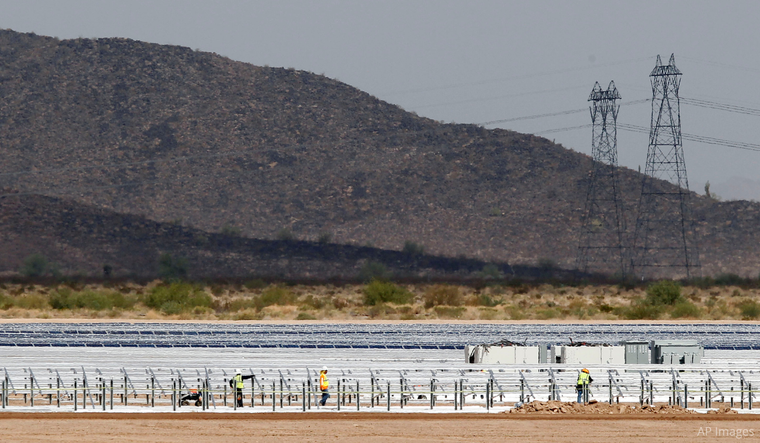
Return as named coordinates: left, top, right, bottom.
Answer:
left=0, top=323, right=756, bottom=349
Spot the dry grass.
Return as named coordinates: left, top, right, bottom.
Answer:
left=0, top=281, right=757, bottom=321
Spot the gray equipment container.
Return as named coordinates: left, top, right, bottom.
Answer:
left=624, top=341, right=650, bottom=364
left=650, top=340, right=703, bottom=364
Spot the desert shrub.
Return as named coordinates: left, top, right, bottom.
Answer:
left=536, top=308, right=560, bottom=320
left=670, top=301, right=702, bottom=319
left=645, top=280, right=682, bottom=306
left=362, top=280, right=412, bottom=306
left=331, top=297, right=349, bottom=309
left=477, top=264, right=504, bottom=280
left=0, top=293, right=15, bottom=310
left=13, top=294, right=48, bottom=310
left=478, top=307, right=499, bottom=320
left=254, top=286, right=295, bottom=310
left=144, top=282, right=211, bottom=314
left=224, top=297, right=258, bottom=312
left=714, top=273, right=747, bottom=286
left=359, top=261, right=391, bottom=282
left=402, top=241, right=424, bottom=256
left=20, top=253, right=53, bottom=277
left=423, top=285, right=462, bottom=308
left=738, top=300, right=760, bottom=319
left=433, top=306, right=465, bottom=319
left=317, top=232, right=332, bottom=244
left=276, top=228, right=295, bottom=241
left=296, top=312, right=316, bottom=320
left=50, top=288, right=136, bottom=311
left=158, top=253, right=188, bottom=281
left=299, top=295, right=325, bottom=310
left=220, top=223, right=241, bottom=237
left=244, top=279, right=267, bottom=290
left=504, top=305, right=525, bottom=320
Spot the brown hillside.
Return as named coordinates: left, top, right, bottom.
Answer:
left=0, top=29, right=758, bottom=278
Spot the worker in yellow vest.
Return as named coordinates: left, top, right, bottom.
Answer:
left=576, top=368, right=593, bottom=403
left=229, top=369, right=254, bottom=407
left=319, top=366, right=330, bottom=406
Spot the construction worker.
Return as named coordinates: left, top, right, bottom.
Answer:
left=576, top=368, right=593, bottom=403
left=319, top=366, right=330, bottom=406
left=229, top=369, right=254, bottom=407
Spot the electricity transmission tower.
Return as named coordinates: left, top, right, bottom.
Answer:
left=631, top=54, right=701, bottom=278
left=577, top=81, right=627, bottom=276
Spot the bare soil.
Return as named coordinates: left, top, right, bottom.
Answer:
left=0, top=412, right=758, bottom=443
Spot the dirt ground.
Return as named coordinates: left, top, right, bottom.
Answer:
left=0, top=412, right=758, bottom=443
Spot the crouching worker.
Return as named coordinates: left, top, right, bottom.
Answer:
left=230, top=369, right=254, bottom=407
left=319, top=366, right=330, bottom=406
left=576, top=368, right=593, bottom=403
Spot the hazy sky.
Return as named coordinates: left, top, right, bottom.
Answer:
left=2, top=1, right=760, bottom=199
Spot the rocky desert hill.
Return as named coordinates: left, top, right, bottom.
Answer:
left=0, top=29, right=758, bottom=278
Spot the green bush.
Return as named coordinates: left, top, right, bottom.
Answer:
left=423, top=285, right=461, bottom=308
left=363, top=280, right=412, bottom=306
left=317, top=232, right=332, bottom=244
left=296, top=312, right=316, bottom=320
left=220, top=223, right=241, bottom=237
left=158, top=253, right=188, bottom=281
left=714, top=274, right=747, bottom=286
left=276, top=228, right=295, bottom=241
left=670, top=301, right=702, bottom=319
left=254, top=286, right=295, bottom=310
left=622, top=302, right=664, bottom=320
left=49, top=288, right=136, bottom=311
left=359, top=261, right=391, bottom=282
left=402, top=241, right=424, bottom=256
left=738, top=300, right=760, bottom=319
left=14, top=294, right=49, bottom=310
left=20, top=253, right=52, bottom=277
left=477, top=264, right=504, bottom=280
left=144, top=283, right=211, bottom=314
left=0, top=293, right=15, bottom=310
left=645, top=280, right=682, bottom=306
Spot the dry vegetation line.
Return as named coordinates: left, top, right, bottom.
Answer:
left=2, top=279, right=760, bottom=321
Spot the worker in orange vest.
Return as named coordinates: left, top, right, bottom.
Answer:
left=319, top=366, right=330, bottom=406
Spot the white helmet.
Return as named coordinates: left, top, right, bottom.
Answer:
left=235, top=369, right=241, bottom=374
left=321, top=366, right=328, bottom=372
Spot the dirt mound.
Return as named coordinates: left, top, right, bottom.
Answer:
left=507, top=400, right=706, bottom=415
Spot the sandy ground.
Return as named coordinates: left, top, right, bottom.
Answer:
left=0, top=412, right=758, bottom=443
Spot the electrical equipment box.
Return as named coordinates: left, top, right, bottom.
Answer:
left=650, top=340, right=703, bottom=364
left=465, top=344, right=539, bottom=364
left=624, top=341, right=650, bottom=364
left=550, top=345, right=625, bottom=365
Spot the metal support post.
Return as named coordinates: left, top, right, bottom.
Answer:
left=272, top=382, right=275, bottom=412
left=520, top=379, right=525, bottom=403
left=750, top=383, right=753, bottom=410
left=357, top=381, right=360, bottom=411
left=430, top=379, right=434, bottom=410
left=387, top=381, right=390, bottom=411
left=30, top=376, right=34, bottom=407
left=609, top=375, right=613, bottom=405
left=74, top=380, right=78, bottom=412
left=337, top=379, right=341, bottom=411
left=486, top=383, right=490, bottom=411
left=454, top=380, right=458, bottom=410
left=649, top=381, right=653, bottom=405
left=102, top=382, right=106, bottom=411
left=684, top=384, right=688, bottom=408
left=172, top=380, right=176, bottom=412
left=280, top=379, right=283, bottom=409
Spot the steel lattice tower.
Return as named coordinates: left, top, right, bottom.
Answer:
left=577, top=81, right=627, bottom=276
left=632, top=54, right=701, bottom=278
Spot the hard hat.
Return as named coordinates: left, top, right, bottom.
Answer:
left=321, top=366, right=328, bottom=372
left=235, top=369, right=241, bottom=374
left=582, top=368, right=589, bottom=374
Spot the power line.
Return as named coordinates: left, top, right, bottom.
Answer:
left=681, top=97, right=760, bottom=117
left=618, top=123, right=760, bottom=152
left=480, top=99, right=649, bottom=126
